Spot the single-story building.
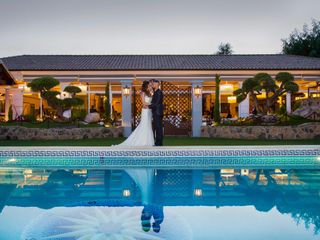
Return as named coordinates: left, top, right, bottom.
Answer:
left=1, top=54, right=320, bottom=137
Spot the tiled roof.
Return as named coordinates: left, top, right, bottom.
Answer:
left=1, top=54, right=320, bottom=71
left=0, top=60, right=16, bottom=85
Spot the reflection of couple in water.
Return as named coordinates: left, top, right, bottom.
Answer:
left=125, top=168, right=164, bottom=233
left=141, top=204, right=164, bottom=233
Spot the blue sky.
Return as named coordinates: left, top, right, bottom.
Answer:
left=0, top=0, right=319, bottom=57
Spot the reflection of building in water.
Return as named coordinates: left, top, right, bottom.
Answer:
left=1, top=168, right=320, bottom=235
left=0, top=184, right=16, bottom=214
left=0, top=169, right=319, bottom=208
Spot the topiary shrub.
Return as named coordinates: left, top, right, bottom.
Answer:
left=28, top=77, right=84, bottom=120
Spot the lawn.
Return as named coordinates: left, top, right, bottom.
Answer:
left=0, top=137, right=319, bottom=146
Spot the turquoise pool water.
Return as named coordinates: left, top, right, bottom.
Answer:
left=0, top=167, right=320, bottom=240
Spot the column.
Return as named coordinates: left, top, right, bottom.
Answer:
left=238, top=82, right=250, bottom=118
left=286, top=92, right=291, bottom=114
left=191, top=80, right=203, bottom=137
left=87, top=85, right=91, bottom=114
left=121, top=80, right=132, bottom=137
left=10, top=88, right=23, bottom=120
left=4, top=87, right=10, bottom=121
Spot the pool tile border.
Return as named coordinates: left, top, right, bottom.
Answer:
left=0, top=146, right=319, bottom=169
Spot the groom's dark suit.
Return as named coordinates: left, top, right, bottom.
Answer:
left=149, top=88, right=164, bottom=146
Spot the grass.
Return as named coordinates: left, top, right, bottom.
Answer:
left=0, top=137, right=319, bottom=146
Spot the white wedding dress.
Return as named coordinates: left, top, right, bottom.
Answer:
left=116, top=95, right=154, bottom=147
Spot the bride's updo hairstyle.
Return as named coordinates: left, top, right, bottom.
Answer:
left=141, top=80, right=151, bottom=96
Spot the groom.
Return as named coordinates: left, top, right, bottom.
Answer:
left=149, top=79, right=164, bottom=146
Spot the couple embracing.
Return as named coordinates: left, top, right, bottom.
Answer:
left=117, top=79, right=164, bottom=147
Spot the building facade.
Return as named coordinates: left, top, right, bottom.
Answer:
left=1, top=54, right=320, bottom=137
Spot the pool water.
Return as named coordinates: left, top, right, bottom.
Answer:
left=0, top=167, right=319, bottom=240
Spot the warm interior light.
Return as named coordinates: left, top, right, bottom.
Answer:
left=257, top=92, right=266, bottom=99
left=18, top=84, right=31, bottom=93
left=295, top=93, right=307, bottom=100
left=220, top=84, right=234, bottom=92
left=77, top=85, right=87, bottom=93
left=227, top=96, right=237, bottom=103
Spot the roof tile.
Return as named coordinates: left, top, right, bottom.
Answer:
left=1, top=54, right=320, bottom=71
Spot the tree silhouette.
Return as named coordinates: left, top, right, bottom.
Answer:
left=216, top=42, right=233, bottom=55
left=282, top=19, right=320, bottom=57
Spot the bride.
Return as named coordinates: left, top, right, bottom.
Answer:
left=116, top=80, right=154, bottom=147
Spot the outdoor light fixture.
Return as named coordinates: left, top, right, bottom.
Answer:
left=194, top=188, right=203, bottom=197
left=194, top=85, right=202, bottom=97
left=122, top=189, right=131, bottom=197
left=122, top=85, right=130, bottom=97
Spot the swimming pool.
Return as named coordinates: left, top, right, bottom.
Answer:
left=0, top=146, right=319, bottom=239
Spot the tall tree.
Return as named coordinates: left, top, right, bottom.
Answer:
left=216, top=42, right=233, bottom=55
left=282, top=19, right=320, bottom=57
